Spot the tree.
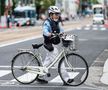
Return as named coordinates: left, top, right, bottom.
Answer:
left=35, top=0, right=55, bottom=19
left=0, top=0, right=5, bottom=15
left=90, top=0, right=99, bottom=4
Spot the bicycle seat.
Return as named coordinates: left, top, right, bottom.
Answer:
left=32, top=43, right=43, bottom=49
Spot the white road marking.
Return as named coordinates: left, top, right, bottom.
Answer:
left=0, top=35, right=42, bottom=48
left=101, top=28, right=106, bottom=31
left=93, top=25, right=97, bottom=27
left=50, top=72, right=79, bottom=83
left=99, top=25, right=104, bottom=27
left=0, top=66, right=11, bottom=68
left=86, top=24, right=91, bottom=27
left=11, top=73, right=37, bottom=82
left=85, top=27, right=90, bottom=30
left=0, top=70, right=11, bottom=77
left=76, top=27, right=82, bottom=30
left=92, top=27, right=98, bottom=30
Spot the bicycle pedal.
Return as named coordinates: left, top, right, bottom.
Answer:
left=47, top=73, right=51, bottom=77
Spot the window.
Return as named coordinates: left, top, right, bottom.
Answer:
left=14, top=11, right=26, bottom=18
left=94, top=8, right=103, bottom=14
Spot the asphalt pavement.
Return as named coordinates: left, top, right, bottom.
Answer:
left=0, top=17, right=108, bottom=89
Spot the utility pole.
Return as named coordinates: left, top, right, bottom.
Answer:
left=105, top=0, right=108, bottom=19
left=0, top=0, right=1, bottom=22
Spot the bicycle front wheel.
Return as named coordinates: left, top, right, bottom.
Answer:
left=58, top=53, right=89, bottom=86
left=11, top=52, right=40, bottom=84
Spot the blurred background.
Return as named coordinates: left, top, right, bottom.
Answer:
left=0, top=0, right=108, bottom=28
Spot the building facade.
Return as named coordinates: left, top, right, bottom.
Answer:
left=56, top=0, right=79, bottom=20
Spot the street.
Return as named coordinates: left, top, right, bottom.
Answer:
left=0, top=23, right=108, bottom=90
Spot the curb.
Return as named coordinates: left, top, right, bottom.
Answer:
left=100, top=58, right=108, bottom=85
left=85, top=49, right=108, bottom=89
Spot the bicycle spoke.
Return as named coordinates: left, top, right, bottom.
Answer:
left=58, top=53, right=89, bottom=86
left=11, top=52, right=40, bottom=84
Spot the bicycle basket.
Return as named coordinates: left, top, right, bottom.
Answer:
left=62, top=34, right=78, bottom=50
left=62, top=39, right=72, bottom=47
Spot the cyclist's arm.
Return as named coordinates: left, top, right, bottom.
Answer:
left=59, top=23, right=64, bottom=35
left=43, top=20, right=52, bottom=36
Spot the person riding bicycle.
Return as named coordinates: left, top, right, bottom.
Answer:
left=37, top=6, right=73, bottom=84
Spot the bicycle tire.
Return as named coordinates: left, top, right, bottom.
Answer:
left=11, top=52, right=40, bottom=84
left=58, top=53, right=89, bottom=86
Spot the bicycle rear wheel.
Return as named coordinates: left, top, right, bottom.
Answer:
left=58, top=53, right=89, bottom=86
left=11, top=52, right=40, bottom=84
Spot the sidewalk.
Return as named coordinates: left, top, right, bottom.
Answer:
left=99, top=20, right=108, bottom=86
left=100, top=55, right=108, bottom=85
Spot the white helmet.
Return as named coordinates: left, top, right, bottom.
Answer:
left=48, top=6, right=61, bottom=14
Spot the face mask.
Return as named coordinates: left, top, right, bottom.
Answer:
left=53, top=19, right=58, bottom=22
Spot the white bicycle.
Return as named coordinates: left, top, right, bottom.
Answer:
left=11, top=34, right=89, bottom=86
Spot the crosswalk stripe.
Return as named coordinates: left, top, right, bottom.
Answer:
left=11, top=73, right=37, bottom=82
left=50, top=72, right=79, bottom=83
left=0, top=66, right=11, bottom=68
left=92, top=28, right=98, bottom=30
left=76, top=27, right=82, bottom=30
left=0, top=70, right=11, bottom=77
left=85, top=27, right=90, bottom=30
left=100, top=28, right=106, bottom=31
left=75, top=25, right=107, bottom=31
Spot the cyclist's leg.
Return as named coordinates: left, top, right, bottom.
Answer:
left=60, top=62, right=70, bottom=81
left=43, top=44, right=58, bottom=67
left=37, top=44, right=57, bottom=83
left=45, top=45, right=70, bottom=82
left=58, top=53, right=89, bottom=86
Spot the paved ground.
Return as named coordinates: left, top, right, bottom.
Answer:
left=2, top=17, right=108, bottom=90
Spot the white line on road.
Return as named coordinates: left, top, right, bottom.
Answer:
left=0, top=35, right=42, bottom=48
left=0, top=66, right=11, bottom=68
left=50, top=72, right=79, bottom=83
left=0, top=70, right=11, bottom=77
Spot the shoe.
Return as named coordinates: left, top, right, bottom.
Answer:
left=63, top=82, right=68, bottom=85
left=37, top=78, right=48, bottom=84
left=63, top=79, right=74, bottom=85
left=67, top=79, right=74, bottom=83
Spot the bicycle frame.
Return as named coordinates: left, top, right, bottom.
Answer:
left=30, top=46, right=68, bottom=76
left=20, top=34, right=77, bottom=76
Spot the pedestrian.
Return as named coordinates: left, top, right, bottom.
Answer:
left=6, top=15, right=10, bottom=28
left=59, top=16, right=64, bottom=26
left=37, top=6, right=73, bottom=84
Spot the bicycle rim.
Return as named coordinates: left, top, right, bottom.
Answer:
left=11, top=52, right=40, bottom=84
left=58, top=53, right=89, bottom=86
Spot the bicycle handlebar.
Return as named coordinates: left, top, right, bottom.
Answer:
left=50, top=33, right=65, bottom=40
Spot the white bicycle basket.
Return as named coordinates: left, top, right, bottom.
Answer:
left=62, top=34, right=78, bottom=50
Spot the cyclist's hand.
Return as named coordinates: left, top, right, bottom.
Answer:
left=59, top=32, right=64, bottom=37
left=47, top=33, right=52, bottom=37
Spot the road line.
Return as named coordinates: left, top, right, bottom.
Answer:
left=85, top=27, right=90, bottom=30
left=92, top=27, right=98, bottom=30
left=50, top=72, right=79, bottom=83
left=0, top=35, right=42, bottom=48
left=0, top=70, right=11, bottom=77
left=11, top=72, right=37, bottom=82
left=0, top=66, right=11, bottom=68
left=100, top=28, right=106, bottom=31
